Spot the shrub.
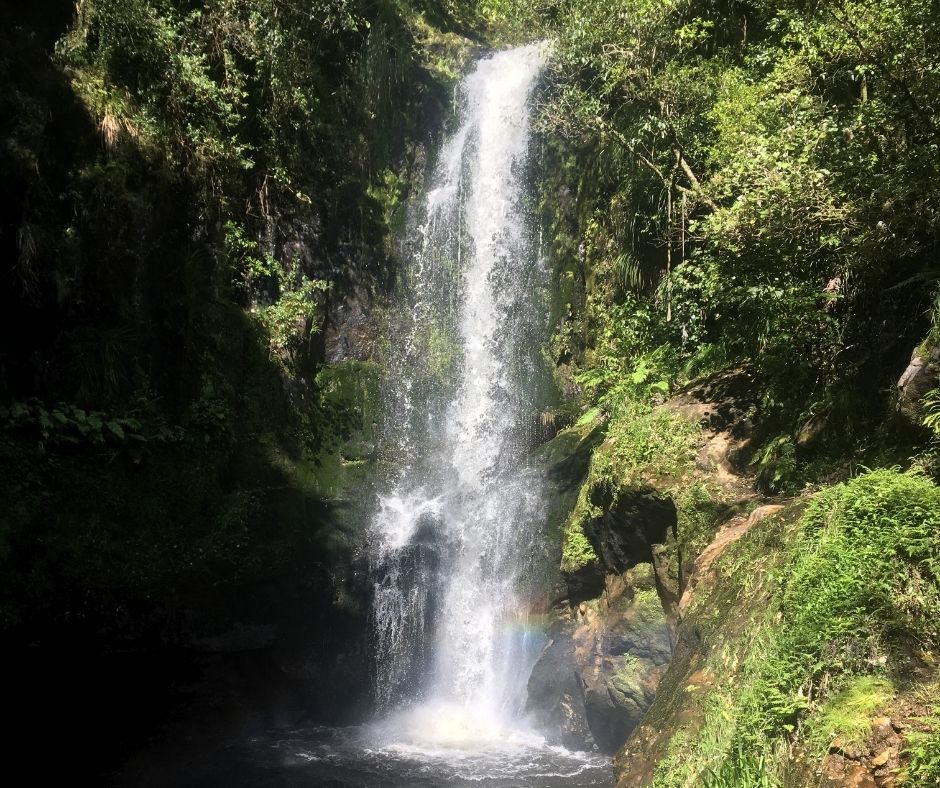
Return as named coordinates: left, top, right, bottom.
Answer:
left=653, top=469, right=940, bottom=784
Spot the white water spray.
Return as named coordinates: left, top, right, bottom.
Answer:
left=369, top=42, right=551, bottom=741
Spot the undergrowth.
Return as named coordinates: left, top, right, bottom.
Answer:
left=651, top=468, right=940, bottom=785
left=807, top=676, right=894, bottom=753
left=561, top=401, right=698, bottom=571
left=904, top=698, right=940, bottom=784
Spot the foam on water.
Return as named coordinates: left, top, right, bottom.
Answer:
left=246, top=724, right=613, bottom=787
left=369, top=701, right=546, bottom=750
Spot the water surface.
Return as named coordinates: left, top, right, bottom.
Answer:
left=123, top=722, right=612, bottom=787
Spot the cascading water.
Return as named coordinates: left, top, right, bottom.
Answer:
left=142, top=45, right=613, bottom=787
left=108, top=43, right=614, bottom=788
left=370, top=41, right=551, bottom=736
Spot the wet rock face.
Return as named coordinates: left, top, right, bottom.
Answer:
left=583, top=487, right=677, bottom=577
left=527, top=565, right=673, bottom=754
left=325, top=290, right=380, bottom=363
left=579, top=578, right=673, bottom=753
left=527, top=428, right=676, bottom=753
left=370, top=511, right=455, bottom=707
left=526, top=616, right=595, bottom=750
left=533, top=425, right=607, bottom=608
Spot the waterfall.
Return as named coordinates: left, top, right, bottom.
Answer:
left=369, top=42, right=550, bottom=737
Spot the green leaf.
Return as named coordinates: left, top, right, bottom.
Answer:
left=576, top=406, right=602, bottom=426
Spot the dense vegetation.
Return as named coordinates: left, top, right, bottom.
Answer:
left=0, top=0, right=481, bottom=619
left=489, top=0, right=940, bottom=781
left=0, top=0, right=480, bottom=777
left=645, top=469, right=940, bottom=785
left=489, top=0, right=940, bottom=481
left=4, top=0, right=940, bottom=783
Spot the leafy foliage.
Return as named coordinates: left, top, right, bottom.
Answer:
left=904, top=699, right=940, bottom=785
left=653, top=469, right=940, bottom=783
left=0, top=0, right=476, bottom=618
left=525, top=0, right=940, bottom=484
left=1, top=400, right=182, bottom=450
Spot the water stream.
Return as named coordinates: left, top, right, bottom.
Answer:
left=340, top=43, right=613, bottom=785
left=371, top=40, right=550, bottom=724
left=119, top=45, right=613, bottom=788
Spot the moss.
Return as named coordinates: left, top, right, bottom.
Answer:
left=674, top=481, right=728, bottom=559
left=643, top=469, right=940, bottom=785
left=630, top=586, right=665, bottom=625
left=533, top=420, right=602, bottom=470
left=535, top=422, right=605, bottom=569
left=593, top=402, right=699, bottom=491
left=611, top=654, right=645, bottom=704
left=807, top=676, right=894, bottom=754
left=561, top=489, right=600, bottom=571
left=559, top=401, right=699, bottom=574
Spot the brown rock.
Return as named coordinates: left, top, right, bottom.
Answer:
left=870, top=748, right=893, bottom=768
left=829, top=735, right=847, bottom=753
left=745, top=504, right=785, bottom=527
left=847, top=766, right=877, bottom=788
left=821, top=755, right=877, bottom=787
left=897, top=343, right=940, bottom=420
left=828, top=736, right=864, bottom=760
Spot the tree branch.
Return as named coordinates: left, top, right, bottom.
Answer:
left=595, top=116, right=718, bottom=211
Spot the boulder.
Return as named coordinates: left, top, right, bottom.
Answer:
left=525, top=613, right=594, bottom=750
left=581, top=579, right=672, bottom=752
left=820, top=755, right=877, bottom=788
left=526, top=565, right=672, bottom=754
left=897, top=342, right=940, bottom=421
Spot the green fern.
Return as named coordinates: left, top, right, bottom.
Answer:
left=924, top=389, right=940, bottom=436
